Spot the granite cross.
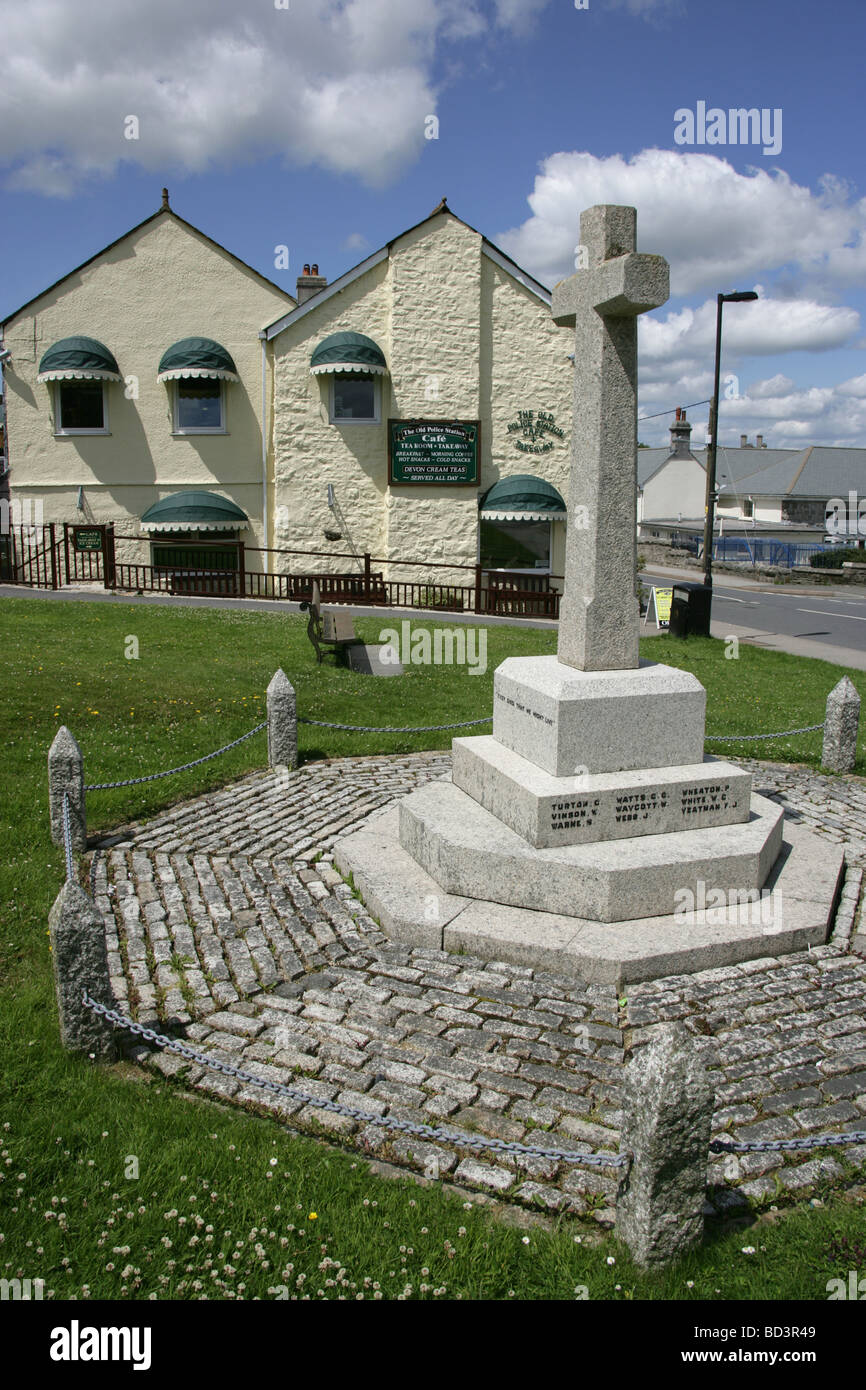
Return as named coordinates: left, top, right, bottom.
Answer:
left=552, top=205, right=669, bottom=671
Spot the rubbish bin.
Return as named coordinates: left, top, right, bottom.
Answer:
left=669, top=581, right=712, bottom=638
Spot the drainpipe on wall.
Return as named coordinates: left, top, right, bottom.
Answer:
left=260, top=335, right=269, bottom=576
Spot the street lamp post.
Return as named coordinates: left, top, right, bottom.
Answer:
left=702, top=291, right=759, bottom=596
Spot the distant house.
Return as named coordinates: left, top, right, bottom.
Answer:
left=638, top=419, right=866, bottom=548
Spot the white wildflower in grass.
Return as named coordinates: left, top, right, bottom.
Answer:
left=741, top=1246, right=756, bottom=1255
left=606, top=1256, right=616, bottom=1266
left=521, top=1237, right=530, bottom=1245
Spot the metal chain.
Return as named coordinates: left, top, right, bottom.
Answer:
left=298, top=716, right=493, bottom=733
left=81, top=992, right=627, bottom=1170
left=84, top=723, right=266, bottom=790
left=89, top=847, right=100, bottom=900
left=61, top=792, right=74, bottom=882
left=711, top=1132, right=866, bottom=1154
left=705, top=723, right=825, bottom=742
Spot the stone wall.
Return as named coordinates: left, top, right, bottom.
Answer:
left=270, top=209, right=573, bottom=582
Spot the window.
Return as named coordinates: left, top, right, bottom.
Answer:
left=329, top=373, right=379, bottom=423
left=173, top=379, right=225, bottom=433
left=479, top=519, right=552, bottom=572
left=55, top=381, right=108, bottom=434
left=742, top=498, right=754, bottom=518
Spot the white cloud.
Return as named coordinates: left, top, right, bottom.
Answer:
left=0, top=0, right=498, bottom=195
left=746, top=374, right=795, bottom=400
left=493, top=0, right=551, bottom=35
left=637, top=371, right=866, bottom=451
left=342, top=232, right=371, bottom=252
left=498, top=149, right=866, bottom=295
left=639, top=295, right=859, bottom=366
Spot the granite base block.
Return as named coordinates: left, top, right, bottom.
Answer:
left=452, top=737, right=752, bottom=848
left=493, top=656, right=707, bottom=777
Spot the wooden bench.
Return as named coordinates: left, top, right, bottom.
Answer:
left=299, top=582, right=358, bottom=664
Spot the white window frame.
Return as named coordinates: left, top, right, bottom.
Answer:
left=328, top=373, right=381, bottom=425
left=53, top=380, right=110, bottom=436
left=171, top=378, right=228, bottom=435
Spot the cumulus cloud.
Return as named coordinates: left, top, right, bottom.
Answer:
left=0, top=0, right=499, bottom=195
left=639, top=295, right=859, bottom=366
left=637, top=369, right=866, bottom=451
left=498, top=150, right=866, bottom=295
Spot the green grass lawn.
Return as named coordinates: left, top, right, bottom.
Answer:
left=2, top=595, right=865, bottom=1302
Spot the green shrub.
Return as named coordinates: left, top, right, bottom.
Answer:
left=810, top=547, right=865, bottom=568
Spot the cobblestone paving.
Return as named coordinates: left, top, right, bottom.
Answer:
left=92, top=752, right=866, bottom=1225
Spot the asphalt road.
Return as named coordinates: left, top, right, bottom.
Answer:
left=644, top=568, right=866, bottom=669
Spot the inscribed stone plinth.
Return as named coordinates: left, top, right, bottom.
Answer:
left=492, top=657, right=706, bottom=777
left=451, top=738, right=752, bottom=848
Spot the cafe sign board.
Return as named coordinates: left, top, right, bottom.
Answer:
left=73, top=526, right=104, bottom=552
left=388, top=419, right=479, bottom=486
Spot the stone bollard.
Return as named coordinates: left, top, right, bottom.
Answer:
left=822, top=676, right=860, bottom=773
left=49, top=881, right=116, bottom=1060
left=616, top=1022, right=715, bottom=1267
left=48, top=726, right=86, bottom=851
left=267, top=669, right=297, bottom=772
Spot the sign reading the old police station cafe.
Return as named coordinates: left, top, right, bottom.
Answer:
left=388, top=419, right=479, bottom=486
left=507, top=410, right=564, bottom=454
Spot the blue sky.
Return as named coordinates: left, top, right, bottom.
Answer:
left=1, top=0, right=865, bottom=447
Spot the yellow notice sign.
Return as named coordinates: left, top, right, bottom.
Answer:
left=644, top=586, right=673, bottom=629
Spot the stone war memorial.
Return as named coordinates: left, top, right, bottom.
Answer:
left=335, top=205, right=844, bottom=986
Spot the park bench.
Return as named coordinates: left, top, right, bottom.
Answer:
left=299, top=582, right=358, bottom=664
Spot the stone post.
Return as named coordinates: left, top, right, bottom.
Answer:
left=49, top=881, right=116, bottom=1060
left=267, top=669, right=297, bottom=772
left=822, top=676, right=860, bottom=773
left=616, top=1022, right=714, bottom=1267
left=48, top=726, right=86, bottom=851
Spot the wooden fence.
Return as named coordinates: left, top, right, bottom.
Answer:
left=0, top=526, right=562, bottom=618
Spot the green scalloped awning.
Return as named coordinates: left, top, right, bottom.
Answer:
left=157, top=337, right=239, bottom=382
left=37, top=336, right=122, bottom=383
left=310, top=331, right=388, bottom=376
left=140, top=491, right=248, bottom=533
left=479, top=474, right=566, bottom=522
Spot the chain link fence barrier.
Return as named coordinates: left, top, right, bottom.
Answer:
left=81, top=992, right=628, bottom=1170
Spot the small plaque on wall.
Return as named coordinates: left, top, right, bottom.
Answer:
left=388, top=419, right=479, bottom=486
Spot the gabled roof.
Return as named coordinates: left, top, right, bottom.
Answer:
left=262, top=197, right=553, bottom=342
left=636, top=446, right=706, bottom=489
left=1, top=199, right=295, bottom=328
left=712, top=444, right=866, bottom=497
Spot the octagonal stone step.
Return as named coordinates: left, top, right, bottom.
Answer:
left=397, top=778, right=784, bottom=924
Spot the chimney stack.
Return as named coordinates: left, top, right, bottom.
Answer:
left=740, top=434, right=749, bottom=447
left=669, top=407, right=693, bottom=459
left=756, top=434, right=765, bottom=448
left=296, top=262, right=328, bottom=305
